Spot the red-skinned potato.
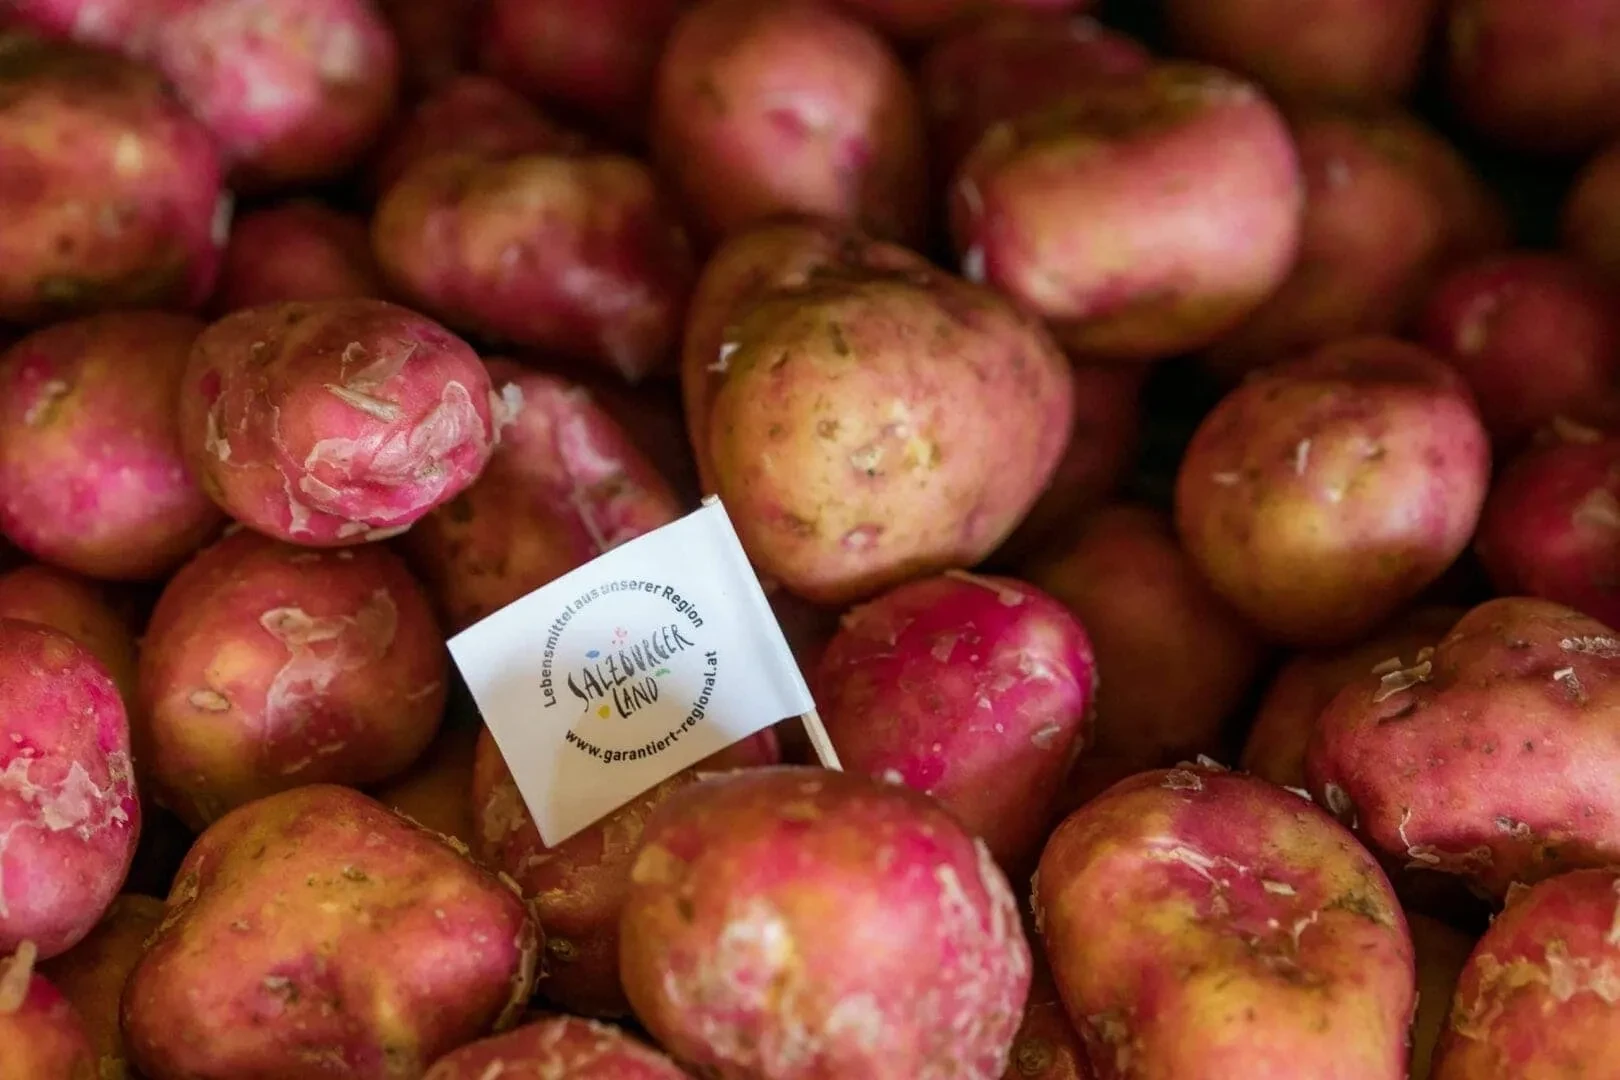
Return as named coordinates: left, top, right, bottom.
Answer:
left=1563, top=140, right=1620, bottom=280
left=472, top=727, right=779, bottom=1017
left=1035, top=765, right=1416, bottom=1079
left=1475, top=432, right=1620, bottom=628
left=1002, top=950, right=1091, bottom=1080
left=1243, top=606, right=1464, bottom=789
left=816, top=571, right=1096, bottom=873
left=1163, top=0, right=1440, bottom=106
left=212, top=202, right=384, bottom=313
left=0, top=943, right=95, bottom=1080
left=122, top=784, right=540, bottom=1080
left=0, top=619, right=139, bottom=959
left=371, top=724, right=480, bottom=851
left=1308, top=597, right=1620, bottom=899
left=621, top=765, right=1031, bottom=1079
left=39, top=893, right=163, bottom=1077
left=950, top=61, right=1303, bottom=362
left=652, top=0, right=927, bottom=247
left=1418, top=253, right=1620, bottom=446
left=424, top=1015, right=688, bottom=1079
left=178, top=298, right=502, bottom=547
left=0, top=564, right=138, bottom=705
left=375, top=0, right=474, bottom=96
left=138, top=528, right=447, bottom=831
left=402, top=359, right=683, bottom=634
left=834, top=0, right=1090, bottom=39
left=1409, top=914, right=1474, bottom=1080
left=1445, top=0, right=1620, bottom=156
left=0, top=34, right=226, bottom=325
left=1174, top=337, right=1491, bottom=647
left=579, top=370, right=702, bottom=506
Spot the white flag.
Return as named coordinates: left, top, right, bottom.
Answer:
left=447, top=497, right=817, bottom=846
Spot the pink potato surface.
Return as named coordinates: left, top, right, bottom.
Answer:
left=1446, top=0, right=1620, bottom=156
left=0, top=34, right=225, bottom=325
left=1035, top=765, right=1416, bottom=1079
left=951, top=61, right=1303, bottom=363
left=1563, top=139, right=1620, bottom=280
left=1307, top=596, right=1620, bottom=899
left=833, top=0, right=1089, bottom=39
left=375, top=0, right=474, bottom=96
left=815, top=571, right=1096, bottom=874
left=371, top=723, right=479, bottom=851
left=1475, top=432, right=1620, bottom=628
left=0, top=312, right=221, bottom=580
left=137, top=527, right=447, bottom=831
left=1433, top=869, right=1620, bottom=1077
left=39, top=893, right=163, bottom=1076
left=0, top=943, right=95, bottom=1080
left=0, top=565, right=138, bottom=705
left=620, top=765, right=1031, bottom=1079
left=372, top=151, right=695, bottom=385
left=1026, top=504, right=1267, bottom=789
left=1163, top=0, right=1440, bottom=106
left=402, top=359, right=683, bottom=634
left=1418, top=253, right=1620, bottom=446
left=1409, top=913, right=1474, bottom=1080
left=472, top=728, right=780, bottom=1018
left=122, top=784, right=540, bottom=1080
left=705, top=249, right=1074, bottom=606
left=1242, top=605, right=1464, bottom=789
left=424, top=1015, right=688, bottom=1080
left=1174, top=337, right=1491, bottom=647
left=1002, top=952, right=1092, bottom=1080
left=579, top=370, right=703, bottom=506
left=211, top=201, right=384, bottom=313
left=478, top=0, right=686, bottom=137
left=0, top=619, right=138, bottom=959
left=178, top=298, right=501, bottom=546
left=651, top=0, right=928, bottom=247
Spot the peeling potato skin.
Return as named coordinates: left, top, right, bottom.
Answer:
left=0, top=35, right=225, bottom=326
left=178, top=298, right=498, bottom=546
left=1408, top=914, right=1474, bottom=1080
left=1434, top=869, right=1620, bottom=1078
left=620, top=765, right=1031, bottom=1080
left=212, top=202, right=385, bottom=314
left=1307, top=597, right=1620, bottom=900
left=372, top=724, right=480, bottom=853
left=138, top=529, right=447, bottom=832
left=1563, top=142, right=1620, bottom=283
left=0, top=950, right=96, bottom=1080
left=122, top=784, right=541, bottom=1080
left=470, top=726, right=779, bottom=1018
left=0, top=312, right=223, bottom=580
left=706, top=260, right=1074, bottom=607
left=424, top=1014, right=688, bottom=1079
left=1034, top=767, right=1415, bottom=1080
left=0, top=620, right=139, bottom=960
left=1001, top=951, right=1093, bottom=1080
left=40, top=892, right=164, bottom=1075
left=1174, top=337, right=1490, bottom=648
left=0, top=565, right=139, bottom=707
left=815, top=572, right=1096, bottom=874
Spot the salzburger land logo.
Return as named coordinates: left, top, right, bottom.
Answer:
left=539, top=577, right=719, bottom=765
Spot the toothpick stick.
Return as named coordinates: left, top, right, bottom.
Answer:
left=799, top=706, right=843, bottom=770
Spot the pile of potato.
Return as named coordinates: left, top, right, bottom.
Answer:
left=5, top=0, right=1620, bottom=1076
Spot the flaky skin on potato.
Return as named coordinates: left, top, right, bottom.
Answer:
left=424, top=1014, right=689, bottom=1079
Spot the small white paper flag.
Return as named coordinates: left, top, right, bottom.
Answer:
left=447, top=497, right=818, bottom=846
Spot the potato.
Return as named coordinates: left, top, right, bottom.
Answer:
left=0, top=312, right=221, bottom=579
left=0, top=565, right=138, bottom=705
left=1418, top=253, right=1620, bottom=446
left=1164, top=0, right=1440, bottom=106
left=834, top=0, right=1090, bottom=39
left=950, top=61, right=1303, bottom=362
left=122, top=784, right=540, bottom=1080
left=373, top=152, right=695, bottom=385
left=1034, top=766, right=1415, bottom=1078
left=478, top=0, right=685, bottom=137
left=0, top=619, right=138, bottom=959
left=1002, top=953, right=1091, bottom=1080
left=178, top=298, right=501, bottom=546
left=375, top=0, right=474, bottom=97
left=1027, top=505, right=1266, bottom=789
left=651, top=0, right=927, bottom=246
left=402, top=359, right=683, bottom=634
left=0, top=943, right=96, bottom=1080
left=138, top=528, right=447, bottom=830
left=580, top=371, right=703, bottom=506
left=38, top=893, right=163, bottom=1077
left=1308, top=597, right=1620, bottom=899
left=1409, top=914, right=1474, bottom=1080
left=472, top=728, right=779, bottom=1017
left=1243, top=606, right=1464, bottom=789
left=371, top=724, right=479, bottom=852
left=1563, top=140, right=1620, bottom=281
left=705, top=250, right=1074, bottom=606
left=212, top=201, right=384, bottom=313
left=423, top=1015, right=688, bottom=1079
left=1475, top=433, right=1620, bottom=628
left=815, top=572, right=1096, bottom=873
left=0, top=35, right=226, bottom=325
left=1174, top=337, right=1491, bottom=647
left=1446, top=0, right=1620, bottom=155
left=621, top=765, right=1030, bottom=1078
left=1205, top=109, right=1509, bottom=376
left=1436, top=870, right=1620, bottom=1076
